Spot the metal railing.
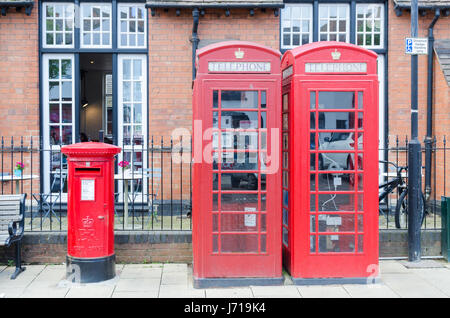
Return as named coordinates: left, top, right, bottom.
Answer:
left=0, top=135, right=447, bottom=232
left=0, top=135, right=192, bottom=232
left=379, top=135, right=448, bottom=230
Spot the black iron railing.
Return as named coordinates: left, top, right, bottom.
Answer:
left=0, top=135, right=447, bottom=232
left=0, top=135, right=192, bottom=232
left=378, top=135, right=448, bottom=230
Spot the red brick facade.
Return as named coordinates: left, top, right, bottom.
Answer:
left=148, top=9, right=279, bottom=138
left=0, top=10, right=39, bottom=138
left=387, top=0, right=450, bottom=141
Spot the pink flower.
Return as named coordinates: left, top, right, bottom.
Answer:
left=15, top=162, right=25, bottom=170
left=118, top=161, right=130, bottom=169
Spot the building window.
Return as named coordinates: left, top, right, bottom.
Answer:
left=356, top=4, right=384, bottom=48
left=318, top=4, right=349, bottom=42
left=43, top=3, right=74, bottom=48
left=281, top=4, right=313, bottom=49
left=118, top=4, right=147, bottom=48
left=44, top=55, right=75, bottom=146
left=80, top=3, right=112, bottom=48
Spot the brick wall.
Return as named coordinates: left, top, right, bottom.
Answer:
left=0, top=230, right=441, bottom=264
left=0, top=10, right=39, bottom=139
left=148, top=8, right=279, bottom=138
left=387, top=2, right=450, bottom=198
left=0, top=231, right=193, bottom=264
left=148, top=9, right=279, bottom=198
left=388, top=1, right=450, bottom=141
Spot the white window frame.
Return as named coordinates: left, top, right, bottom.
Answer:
left=117, top=54, right=148, bottom=178
left=80, top=2, right=112, bottom=49
left=356, top=3, right=385, bottom=49
left=42, top=2, right=75, bottom=49
left=281, top=3, right=313, bottom=50
left=42, top=54, right=75, bottom=194
left=118, top=3, right=147, bottom=49
left=318, top=4, right=350, bottom=43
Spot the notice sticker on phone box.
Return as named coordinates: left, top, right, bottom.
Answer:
left=244, top=214, right=256, bottom=227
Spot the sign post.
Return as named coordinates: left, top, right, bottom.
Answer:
left=408, top=0, right=422, bottom=263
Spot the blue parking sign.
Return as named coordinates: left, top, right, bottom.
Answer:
left=405, top=38, right=413, bottom=54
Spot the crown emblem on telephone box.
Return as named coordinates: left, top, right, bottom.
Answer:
left=235, top=48, right=244, bottom=59
left=331, top=49, right=341, bottom=60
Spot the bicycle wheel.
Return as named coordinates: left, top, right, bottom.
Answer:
left=395, top=190, right=408, bottom=229
left=395, top=190, right=426, bottom=229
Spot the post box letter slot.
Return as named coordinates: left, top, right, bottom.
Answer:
left=75, top=167, right=101, bottom=174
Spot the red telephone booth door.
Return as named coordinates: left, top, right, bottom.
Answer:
left=194, top=80, right=281, bottom=280
left=298, top=79, right=378, bottom=279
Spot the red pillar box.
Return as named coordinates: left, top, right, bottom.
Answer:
left=281, top=42, right=379, bottom=284
left=192, top=41, right=282, bottom=288
left=61, top=142, right=121, bottom=283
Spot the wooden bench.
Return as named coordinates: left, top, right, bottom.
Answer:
left=0, top=194, right=26, bottom=279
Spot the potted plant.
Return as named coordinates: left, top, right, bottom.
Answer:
left=118, top=160, right=130, bottom=172
left=14, top=161, right=25, bottom=177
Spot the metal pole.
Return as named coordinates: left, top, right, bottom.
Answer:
left=408, top=0, right=422, bottom=262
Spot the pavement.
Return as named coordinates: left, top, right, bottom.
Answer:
left=1, top=260, right=450, bottom=298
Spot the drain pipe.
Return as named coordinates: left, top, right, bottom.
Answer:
left=191, top=8, right=200, bottom=81
left=424, top=8, right=440, bottom=201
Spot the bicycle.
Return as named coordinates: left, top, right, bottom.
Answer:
left=378, top=160, right=427, bottom=229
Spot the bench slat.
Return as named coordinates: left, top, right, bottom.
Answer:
left=0, top=201, right=21, bottom=206
left=0, top=208, right=20, bottom=215
left=0, top=195, right=23, bottom=200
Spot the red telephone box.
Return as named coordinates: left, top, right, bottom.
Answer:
left=281, top=42, right=379, bottom=284
left=61, top=142, right=121, bottom=283
left=192, top=41, right=282, bottom=288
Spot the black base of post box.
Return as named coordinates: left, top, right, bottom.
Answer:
left=292, top=276, right=380, bottom=285
left=66, top=254, right=116, bottom=283
left=193, top=277, right=284, bottom=289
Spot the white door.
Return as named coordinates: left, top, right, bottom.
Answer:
left=42, top=54, right=75, bottom=194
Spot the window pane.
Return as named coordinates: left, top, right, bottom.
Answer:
left=119, top=5, right=146, bottom=48
left=221, top=91, right=258, bottom=109
left=318, top=91, right=355, bottom=109
left=281, top=5, right=312, bottom=48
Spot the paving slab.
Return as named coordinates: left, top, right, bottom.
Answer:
left=251, top=285, right=301, bottom=298
left=379, top=260, right=411, bottom=274
left=161, top=271, right=189, bottom=286
left=0, top=266, right=6, bottom=273
left=120, top=265, right=162, bottom=279
left=407, top=268, right=450, bottom=296
left=114, top=277, right=161, bottom=292
left=20, top=287, right=69, bottom=298
left=65, top=284, right=116, bottom=298
left=0, top=265, right=45, bottom=288
left=297, top=285, right=350, bottom=298
left=0, top=288, right=25, bottom=298
left=163, top=263, right=188, bottom=273
left=159, top=285, right=207, bottom=298
left=112, top=290, right=159, bottom=298
left=380, top=273, right=447, bottom=298
left=400, top=260, right=445, bottom=269
left=343, top=283, right=400, bottom=298
left=205, top=288, right=254, bottom=298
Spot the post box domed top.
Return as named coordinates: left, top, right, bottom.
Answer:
left=281, top=41, right=378, bottom=76
left=61, top=142, right=121, bottom=158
